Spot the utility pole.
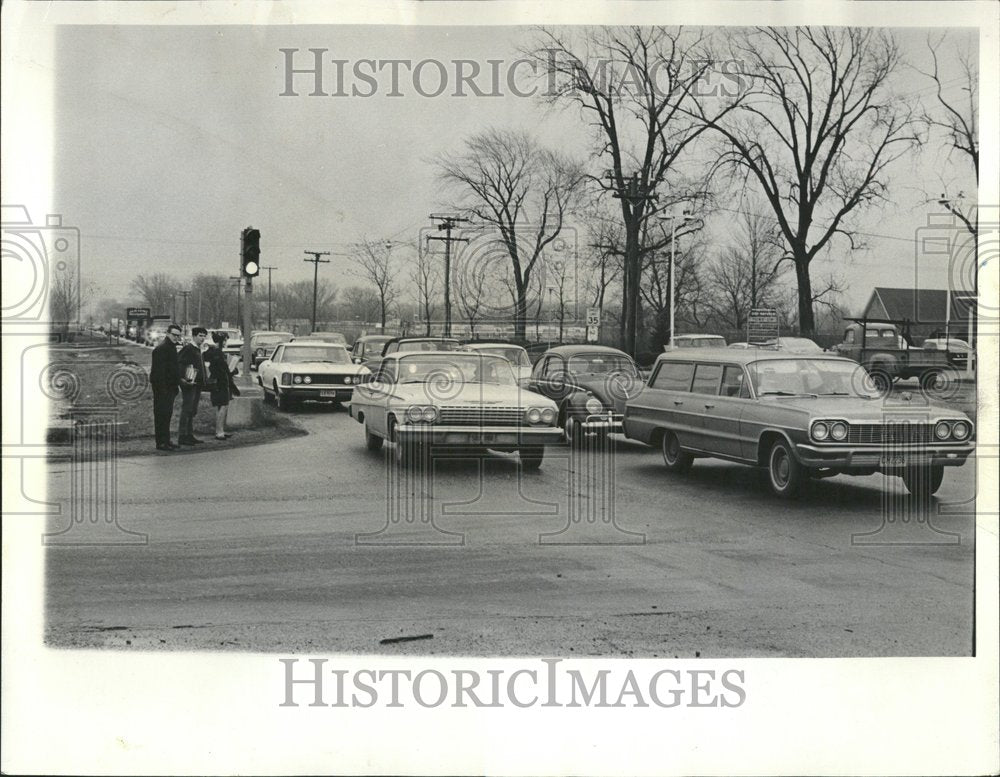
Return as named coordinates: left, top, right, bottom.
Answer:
left=262, top=265, right=277, bottom=330
left=178, top=290, right=191, bottom=330
left=428, top=214, right=470, bottom=337
left=303, top=250, right=331, bottom=332
left=658, top=211, right=695, bottom=348
left=611, top=172, right=657, bottom=358
left=229, top=277, right=242, bottom=329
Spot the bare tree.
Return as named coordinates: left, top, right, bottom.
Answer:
left=49, top=267, right=85, bottom=323
left=339, top=285, right=382, bottom=324
left=704, top=204, right=786, bottom=330
left=641, top=228, right=708, bottom=350
left=191, top=274, right=233, bottom=327
left=436, top=128, right=583, bottom=340
left=704, top=27, right=919, bottom=334
left=272, top=279, right=337, bottom=322
left=529, top=26, right=740, bottom=354
left=130, top=273, right=179, bottom=317
left=353, top=238, right=399, bottom=328
left=916, top=32, right=978, bottom=237
left=412, top=242, right=441, bottom=335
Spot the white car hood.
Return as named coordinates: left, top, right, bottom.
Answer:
left=390, top=381, right=555, bottom=408
left=280, top=361, right=369, bottom=374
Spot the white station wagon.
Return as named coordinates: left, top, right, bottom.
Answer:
left=350, top=351, right=562, bottom=469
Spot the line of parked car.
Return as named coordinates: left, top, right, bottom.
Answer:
left=250, top=332, right=974, bottom=500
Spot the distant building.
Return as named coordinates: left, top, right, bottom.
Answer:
left=861, top=287, right=976, bottom=343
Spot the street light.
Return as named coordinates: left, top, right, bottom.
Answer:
left=658, top=211, right=695, bottom=348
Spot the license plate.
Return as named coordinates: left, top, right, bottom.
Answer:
left=320, top=390, right=340, bottom=398
left=880, top=454, right=905, bottom=467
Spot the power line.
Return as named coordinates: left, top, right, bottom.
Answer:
left=303, top=251, right=331, bottom=332
left=426, top=215, right=470, bottom=337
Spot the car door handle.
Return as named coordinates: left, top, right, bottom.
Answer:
left=673, top=400, right=684, bottom=406
left=704, top=403, right=715, bottom=409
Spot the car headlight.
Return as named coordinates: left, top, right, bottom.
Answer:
left=811, top=422, right=829, bottom=441
left=344, top=375, right=353, bottom=385
left=952, top=421, right=970, bottom=440
left=526, top=407, right=542, bottom=424
left=585, top=397, right=604, bottom=415
left=830, top=421, right=848, bottom=441
left=293, top=375, right=303, bottom=384
left=255, top=348, right=265, bottom=357
left=303, top=376, right=312, bottom=384
left=935, top=421, right=951, bottom=440
left=541, top=407, right=556, bottom=425
left=406, top=405, right=423, bottom=423
left=421, top=406, right=438, bottom=423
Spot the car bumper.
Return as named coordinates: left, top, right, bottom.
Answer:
left=795, top=443, right=974, bottom=470
left=281, top=386, right=355, bottom=401
left=397, top=424, right=562, bottom=446
left=580, top=412, right=624, bottom=436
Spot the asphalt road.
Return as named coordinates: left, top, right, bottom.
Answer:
left=45, top=402, right=977, bottom=657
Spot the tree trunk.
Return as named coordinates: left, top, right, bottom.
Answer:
left=794, top=257, right=815, bottom=335
left=621, top=220, right=641, bottom=354
left=514, top=287, right=528, bottom=341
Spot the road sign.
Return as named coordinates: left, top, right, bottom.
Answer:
left=586, top=307, right=601, bottom=327
left=587, top=325, right=599, bottom=343
left=747, top=307, right=779, bottom=345
left=126, top=307, right=150, bottom=319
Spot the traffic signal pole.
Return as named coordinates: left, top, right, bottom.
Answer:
left=242, top=279, right=253, bottom=386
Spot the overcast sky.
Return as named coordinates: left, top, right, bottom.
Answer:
left=50, top=23, right=979, bottom=313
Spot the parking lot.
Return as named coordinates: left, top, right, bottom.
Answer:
left=45, top=399, right=977, bottom=657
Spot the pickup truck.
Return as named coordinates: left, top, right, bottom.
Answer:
left=833, top=318, right=956, bottom=394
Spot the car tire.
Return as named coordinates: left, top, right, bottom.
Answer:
left=901, top=464, right=945, bottom=497
left=563, top=413, right=585, bottom=446
left=389, top=418, right=418, bottom=467
left=364, top=425, right=383, bottom=452
left=661, top=431, right=693, bottom=473
left=767, top=439, right=806, bottom=498
left=868, top=369, right=893, bottom=396
left=519, top=446, right=544, bottom=471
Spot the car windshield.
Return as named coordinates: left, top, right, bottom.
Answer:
left=749, top=359, right=879, bottom=398
left=310, top=333, right=347, bottom=343
left=396, top=340, right=461, bottom=353
left=474, top=346, right=530, bottom=366
left=567, top=353, right=638, bottom=376
left=255, top=334, right=292, bottom=345
left=396, top=354, right=516, bottom=385
left=280, top=346, right=350, bottom=364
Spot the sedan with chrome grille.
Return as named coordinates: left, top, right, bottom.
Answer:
left=349, top=351, right=561, bottom=469
left=257, top=342, right=371, bottom=410
left=624, top=349, right=974, bottom=498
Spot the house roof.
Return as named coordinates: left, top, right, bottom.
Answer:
left=866, top=288, right=973, bottom=324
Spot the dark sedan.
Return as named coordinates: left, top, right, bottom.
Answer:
left=526, top=344, right=643, bottom=443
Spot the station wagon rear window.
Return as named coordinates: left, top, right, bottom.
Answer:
left=651, top=362, right=695, bottom=391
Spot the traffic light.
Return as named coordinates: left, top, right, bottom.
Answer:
left=241, top=227, right=261, bottom=277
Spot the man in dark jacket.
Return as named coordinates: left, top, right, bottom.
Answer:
left=150, top=323, right=182, bottom=451
left=177, top=326, right=209, bottom=445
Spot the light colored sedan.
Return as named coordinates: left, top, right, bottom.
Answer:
left=350, top=351, right=562, bottom=469
left=257, top=342, right=370, bottom=410
left=462, top=342, right=533, bottom=383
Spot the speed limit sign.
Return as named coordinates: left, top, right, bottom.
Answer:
left=586, top=308, right=601, bottom=327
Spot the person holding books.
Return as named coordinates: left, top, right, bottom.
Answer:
left=204, top=331, right=241, bottom=440
left=177, top=326, right=208, bottom=446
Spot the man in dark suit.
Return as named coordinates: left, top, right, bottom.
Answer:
left=177, top=326, right=209, bottom=445
left=150, top=323, right=182, bottom=451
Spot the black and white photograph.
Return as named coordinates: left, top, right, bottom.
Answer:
left=2, top=1, right=997, bottom=774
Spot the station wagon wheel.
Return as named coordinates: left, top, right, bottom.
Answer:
left=661, top=431, right=693, bottom=473
left=901, top=464, right=944, bottom=497
left=767, top=439, right=805, bottom=498
left=364, top=424, right=383, bottom=452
